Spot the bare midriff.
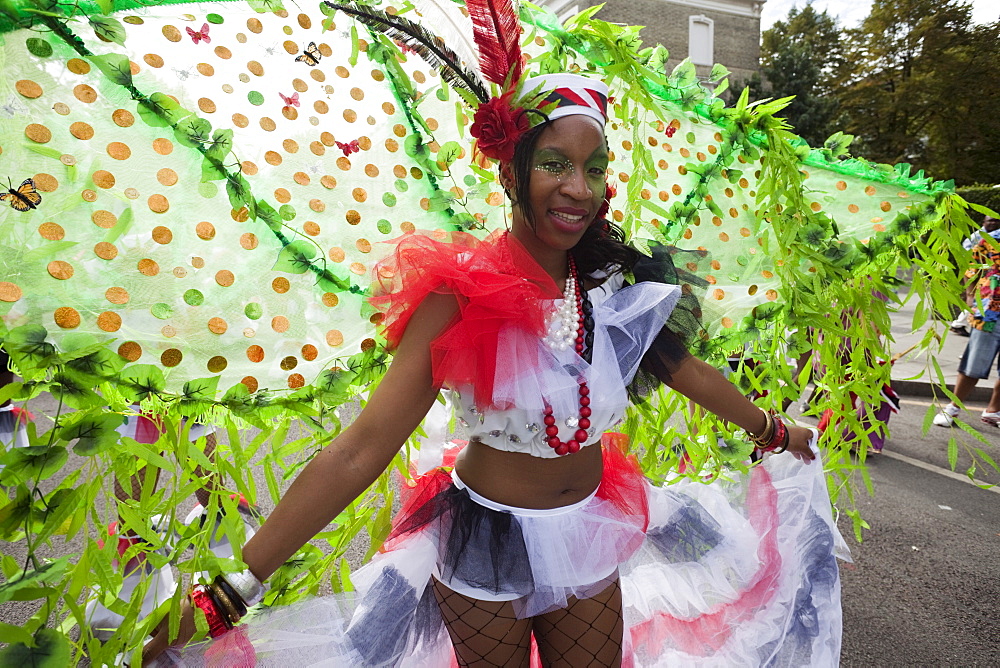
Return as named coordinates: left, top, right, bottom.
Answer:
left=455, top=438, right=604, bottom=510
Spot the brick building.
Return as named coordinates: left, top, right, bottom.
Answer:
left=541, top=0, right=764, bottom=84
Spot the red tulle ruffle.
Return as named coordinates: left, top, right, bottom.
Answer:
left=382, top=437, right=649, bottom=553
left=369, top=231, right=561, bottom=408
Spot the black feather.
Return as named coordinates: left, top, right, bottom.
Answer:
left=323, top=1, right=490, bottom=104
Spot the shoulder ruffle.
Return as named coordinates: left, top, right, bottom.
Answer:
left=369, top=231, right=561, bottom=407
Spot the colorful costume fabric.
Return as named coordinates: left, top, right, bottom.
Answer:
left=967, top=237, right=1000, bottom=332
left=0, top=0, right=968, bottom=663
left=164, top=234, right=849, bottom=666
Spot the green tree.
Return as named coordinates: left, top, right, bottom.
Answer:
left=837, top=0, right=1000, bottom=185
left=749, top=4, right=844, bottom=146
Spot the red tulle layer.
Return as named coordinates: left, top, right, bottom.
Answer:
left=383, top=433, right=649, bottom=552
left=369, top=231, right=561, bottom=408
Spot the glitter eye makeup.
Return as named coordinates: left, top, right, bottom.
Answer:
left=532, top=150, right=608, bottom=183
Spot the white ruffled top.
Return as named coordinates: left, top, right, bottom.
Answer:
left=451, top=274, right=680, bottom=458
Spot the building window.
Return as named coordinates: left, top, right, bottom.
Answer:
left=689, top=15, right=714, bottom=66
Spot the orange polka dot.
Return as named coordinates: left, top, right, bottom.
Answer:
left=54, top=306, right=80, bottom=328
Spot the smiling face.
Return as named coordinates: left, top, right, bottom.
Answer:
left=507, top=115, right=608, bottom=262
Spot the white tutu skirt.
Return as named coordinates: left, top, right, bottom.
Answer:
left=163, top=442, right=848, bottom=667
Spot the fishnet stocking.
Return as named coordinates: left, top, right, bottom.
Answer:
left=533, top=578, right=624, bottom=668
left=432, top=578, right=532, bottom=667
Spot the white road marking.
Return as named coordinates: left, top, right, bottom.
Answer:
left=878, top=449, right=1000, bottom=495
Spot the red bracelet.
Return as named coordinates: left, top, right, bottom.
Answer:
left=190, top=585, right=231, bottom=638
left=759, top=414, right=789, bottom=453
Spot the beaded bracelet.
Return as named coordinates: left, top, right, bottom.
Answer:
left=190, top=585, right=231, bottom=638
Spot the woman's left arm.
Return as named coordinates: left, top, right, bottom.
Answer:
left=666, top=355, right=816, bottom=461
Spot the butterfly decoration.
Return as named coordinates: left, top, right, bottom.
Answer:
left=393, top=39, right=417, bottom=56
left=186, top=23, right=210, bottom=44
left=336, top=139, right=360, bottom=156
left=279, top=92, right=300, bottom=108
left=1, top=178, right=42, bottom=212
left=664, top=125, right=677, bottom=138
left=295, top=42, right=322, bottom=66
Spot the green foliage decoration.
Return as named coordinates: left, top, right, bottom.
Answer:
left=0, top=0, right=992, bottom=665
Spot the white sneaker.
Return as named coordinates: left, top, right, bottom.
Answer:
left=932, top=405, right=960, bottom=427
left=981, top=410, right=1000, bottom=427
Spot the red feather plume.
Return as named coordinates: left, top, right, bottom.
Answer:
left=466, top=0, right=523, bottom=87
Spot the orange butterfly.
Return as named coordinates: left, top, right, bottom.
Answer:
left=1, top=178, right=42, bottom=212
left=295, top=42, right=322, bottom=67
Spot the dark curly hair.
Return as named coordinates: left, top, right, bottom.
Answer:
left=505, top=120, right=640, bottom=278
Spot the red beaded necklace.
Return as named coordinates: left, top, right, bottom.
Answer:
left=543, top=255, right=593, bottom=456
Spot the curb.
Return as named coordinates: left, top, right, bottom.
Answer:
left=891, top=379, right=994, bottom=402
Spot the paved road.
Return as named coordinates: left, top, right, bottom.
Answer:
left=808, top=393, right=1000, bottom=666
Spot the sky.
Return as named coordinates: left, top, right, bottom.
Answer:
left=760, top=0, right=999, bottom=30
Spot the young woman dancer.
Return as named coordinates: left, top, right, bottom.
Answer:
left=143, top=75, right=843, bottom=667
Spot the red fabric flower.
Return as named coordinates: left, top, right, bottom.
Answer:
left=470, top=91, right=529, bottom=163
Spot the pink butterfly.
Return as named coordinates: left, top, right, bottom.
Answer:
left=280, top=92, right=300, bottom=108
left=394, top=40, right=416, bottom=56
left=186, top=23, right=210, bottom=44
left=336, top=139, right=360, bottom=156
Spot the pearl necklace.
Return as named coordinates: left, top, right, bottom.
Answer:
left=544, top=266, right=580, bottom=351
left=543, top=256, right=593, bottom=456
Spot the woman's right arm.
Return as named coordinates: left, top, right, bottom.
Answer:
left=142, top=292, right=457, bottom=663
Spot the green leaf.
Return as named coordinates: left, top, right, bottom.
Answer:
left=0, top=382, right=23, bottom=405
left=225, top=173, right=252, bottom=211
left=93, top=0, right=113, bottom=14
left=0, top=445, right=67, bottom=482
left=56, top=411, right=122, bottom=456
left=23, top=144, right=63, bottom=161
left=349, top=24, right=359, bottom=67
left=0, top=621, right=33, bottom=646
left=0, top=558, right=70, bottom=605
left=2, top=325, right=56, bottom=373
left=63, top=347, right=125, bottom=385
left=437, top=141, right=462, bottom=168
left=174, top=116, right=213, bottom=149
left=102, top=206, right=133, bottom=244
left=201, top=158, right=228, bottom=183
left=117, top=364, right=166, bottom=402
left=25, top=37, right=52, bottom=58
left=947, top=436, right=958, bottom=471
left=89, top=16, right=127, bottom=45
left=205, top=128, right=233, bottom=162
left=49, top=373, right=104, bottom=410
left=273, top=240, right=318, bottom=274
left=137, top=93, right=190, bottom=129
left=178, top=376, right=220, bottom=412
left=87, top=53, right=133, bottom=86
left=0, top=628, right=71, bottom=667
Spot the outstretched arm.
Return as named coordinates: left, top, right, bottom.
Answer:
left=665, top=355, right=816, bottom=461
left=143, top=292, right=458, bottom=663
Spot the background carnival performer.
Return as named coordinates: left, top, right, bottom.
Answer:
left=0, top=0, right=975, bottom=663
left=144, top=73, right=843, bottom=667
